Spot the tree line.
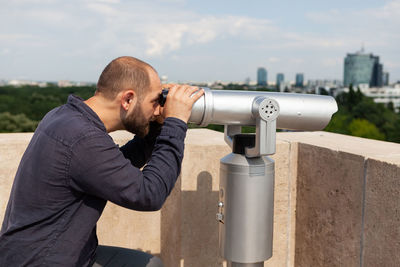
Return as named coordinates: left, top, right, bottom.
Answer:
left=0, top=85, right=95, bottom=132
left=324, top=85, right=400, bottom=143
left=1, top=84, right=399, bottom=143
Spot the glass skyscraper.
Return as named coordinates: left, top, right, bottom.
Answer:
left=276, top=73, right=284, bottom=87
left=295, top=73, right=304, bottom=87
left=383, top=72, right=390, bottom=86
left=344, top=50, right=383, bottom=87
left=257, top=67, right=267, bottom=86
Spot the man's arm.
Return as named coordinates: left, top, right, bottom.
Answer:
left=119, top=121, right=162, bottom=168
left=68, top=85, right=204, bottom=211
left=68, top=117, right=187, bottom=211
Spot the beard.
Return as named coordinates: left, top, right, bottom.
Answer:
left=122, top=103, right=150, bottom=138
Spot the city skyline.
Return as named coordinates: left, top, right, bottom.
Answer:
left=0, top=0, right=399, bottom=83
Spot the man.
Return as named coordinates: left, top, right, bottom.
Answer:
left=0, top=56, right=204, bottom=266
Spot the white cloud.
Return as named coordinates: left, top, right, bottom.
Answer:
left=1, top=48, right=10, bottom=55
left=289, top=58, right=305, bottom=65
left=86, top=2, right=118, bottom=16
left=268, top=57, right=280, bottom=63
left=0, top=0, right=399, bottom=81
left=8, top=0, right=58, bottom=3
left=145, top=24, right=189, bottom=56
left=157, top=0, right=186, bottom=3
left=306, top=1, right=400, bottom=34
left=282, top=33, right=346, bottom=49
left=141, top=15, right=276, bottom=56
left=25, top=9, right=68, bottom=22
left=305, top=9, right=341, bottom=24
left=96, top=0, right=120, bottom=4
left=0, top=33, right=34, bottom=41
left=386, top=61, right=400, bottom=69
left=368, top=0, right=400, bottom=19
left=75, top=0, right=278, bottom=57
left=306, top=1, right=400, bottom=24
left=302, top=0, right=400, bottom=59
left=322, top=58, right=342, bottom=67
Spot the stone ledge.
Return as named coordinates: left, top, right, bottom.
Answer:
left=0, top=129, right=399, bottom=266
left=278, top=131, right=400, bottom=165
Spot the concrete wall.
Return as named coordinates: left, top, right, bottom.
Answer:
left=279, top=132, right=400, bottom=267
left=1, top=130, right=399, bottom=267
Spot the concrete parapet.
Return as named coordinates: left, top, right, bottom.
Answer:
left=279, top=131, right=400, bottom=267
left=0, top=130, right=399, bottom=267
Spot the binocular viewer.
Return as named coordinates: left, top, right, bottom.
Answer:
left=159, top=87, right=337, bottom=157
left=159, top=87, right=337, bottom=266
left=159, top=87, right=337, bottom=130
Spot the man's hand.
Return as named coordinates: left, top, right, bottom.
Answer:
left=161, top=84, right=204, bottom=123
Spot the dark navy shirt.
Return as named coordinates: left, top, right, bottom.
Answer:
left=0, top=95, right=187, bottom=266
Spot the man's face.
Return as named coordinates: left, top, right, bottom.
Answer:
left=122, top=69, right=162, bottom=137
left=122, top=101, right=150, bottom=138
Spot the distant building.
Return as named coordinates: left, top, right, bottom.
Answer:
left=8, top=80, right=39, bottom=86
left=160, top=75, right=168, bottom=84
left=279, top=81, right=291, bottom=92
left=344, top=49, right=384, bottom=87
left=307, top=79, right=342, bottom=88
left=371, top=58, right=383, bottom=87
left=306, top=79, right=342, bottom=96
left=383, top=72, right=390, bottom=86
left=257, top=67, right=267, bottom=86
left=295, top=73, right=304, bottom=87
left=276, top=73, right=284, bottom=88
left=58, top=80, right=73, bottom=87
left=355, top=86, right=400, bottom=112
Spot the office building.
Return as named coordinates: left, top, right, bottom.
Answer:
left=295, top=73, right=304, bottom=87
left=276, top=73, right=284, bottom=88
left=383, top=72, right=390, bottom=86
left=371, top=59, right=383, bottom=87
left=257, top=67, right=267, bottom=86
left=344, top=49, right=384, bottom=87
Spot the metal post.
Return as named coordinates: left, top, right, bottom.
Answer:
left=227, top=262, right=265, bottom=267
left=218, top=134, right=274, bottom=266
left=217, top=97, right=279, bottom=266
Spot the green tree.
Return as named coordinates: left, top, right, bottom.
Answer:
left=319, top=88, right=329, bottom=95
left=387, top=101, right=395, bottom=112
left=331, top=87, right=400, bottom=143
left=0, top=85, right=95, bottom=121
left=348, top=118, right=385, bottom=140
left=324, top=112, right=351, bottom=135
left=0, top=112, right=39, bottom=133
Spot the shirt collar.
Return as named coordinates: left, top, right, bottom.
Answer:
left=67, top=94, right=107, bottom=132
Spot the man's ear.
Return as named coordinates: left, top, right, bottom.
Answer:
left=120, top=90, right=137, bottom=111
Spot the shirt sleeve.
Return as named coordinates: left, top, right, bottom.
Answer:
left=67, top=117, right=187, bottom=211
left=119, top=121, right=162, bottom=168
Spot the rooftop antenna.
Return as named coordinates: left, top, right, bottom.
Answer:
left=360, top=42, right=365, bottom=53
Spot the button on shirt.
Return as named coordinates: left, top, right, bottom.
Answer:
left=0, top=95, right=187, bottom=266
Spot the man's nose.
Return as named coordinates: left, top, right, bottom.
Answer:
left=153, top=105, right=161, bottom=116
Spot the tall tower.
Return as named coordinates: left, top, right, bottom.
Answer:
left=276, top=73, right=284, bottom=88
left=257, top=67, right=267, bottom=86
left=371, top=55, right=383, bottom=87
left=382, top=72, right=390, bottom=86
left=344, top=48, right=384, bottom=87
left=295, top=73, right=304, bottom=87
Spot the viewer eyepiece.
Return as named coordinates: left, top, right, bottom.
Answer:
left=158, top=89, right=169, bottom=107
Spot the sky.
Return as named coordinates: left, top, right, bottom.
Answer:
left=0, top=0, right=399, bottom=83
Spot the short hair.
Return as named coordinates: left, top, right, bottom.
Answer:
left=96, top=56, right=156, bottom=99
